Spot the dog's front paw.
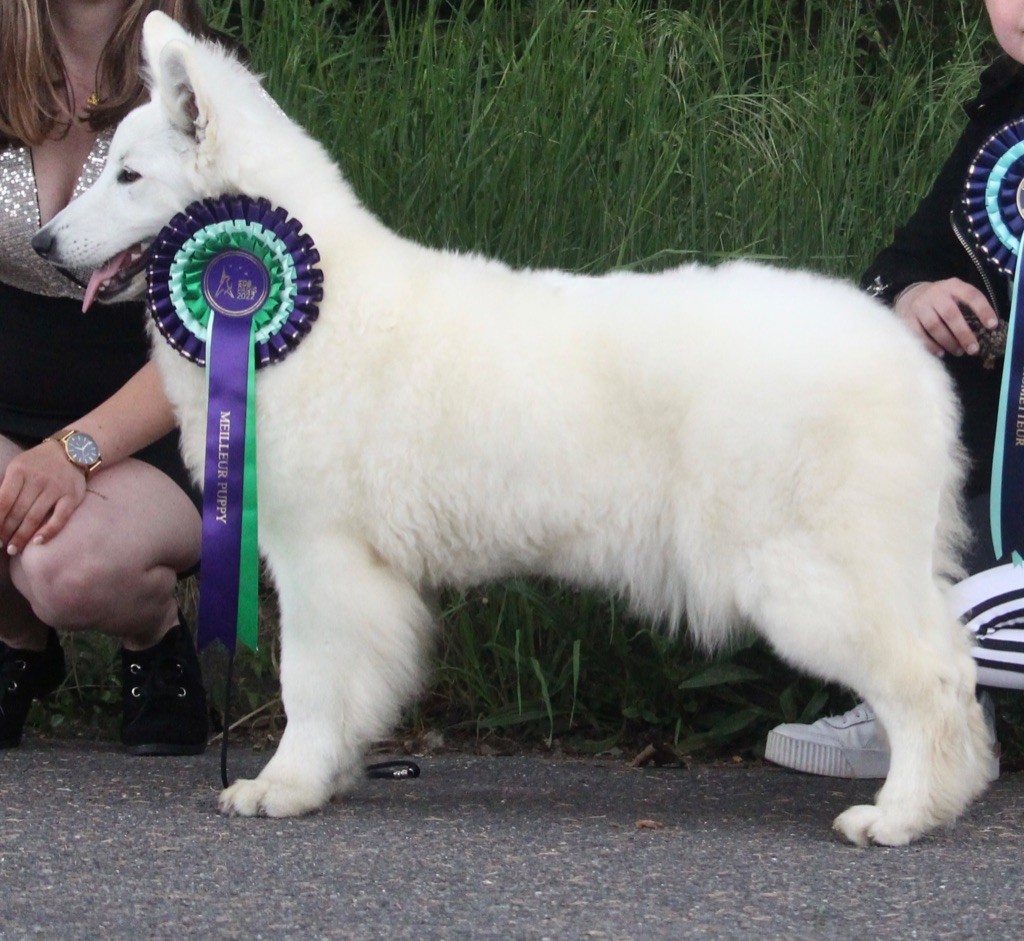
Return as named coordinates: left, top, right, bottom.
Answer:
left=219, top=775, right=329, bottom=818
left=833, top=804, right=917, bottom=847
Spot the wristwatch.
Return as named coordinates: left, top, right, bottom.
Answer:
left=48, top=429, right=102, bottom=476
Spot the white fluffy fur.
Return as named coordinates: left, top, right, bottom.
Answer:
left=37, top=12, right=993, bottom=844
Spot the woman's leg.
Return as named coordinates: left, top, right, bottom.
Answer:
left=8, top=453, right=200, bottom=647
left=0, top=432, right=204, bottom=751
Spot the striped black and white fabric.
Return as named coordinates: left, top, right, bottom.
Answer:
left=951, top=564, right=1024, bottom=690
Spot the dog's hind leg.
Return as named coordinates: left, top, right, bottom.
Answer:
left=741, top=545, right=992, bottom=846
left=829, top=583, right=992, bottom=846
left=219, top=538, right=432, bottom=818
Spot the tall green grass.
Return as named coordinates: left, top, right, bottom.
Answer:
left=214, top=0, right=989, bottom=278
left=46, top=0, right=1009, bottom=757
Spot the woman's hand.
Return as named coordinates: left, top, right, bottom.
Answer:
left=894, top=278, right=1000, bottom=358
left=0, top=362, right=178, bottom=558
left=0, top=441, right=88, bottom=555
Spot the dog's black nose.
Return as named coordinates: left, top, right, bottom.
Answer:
left=31, top=229, right=54, bottom=258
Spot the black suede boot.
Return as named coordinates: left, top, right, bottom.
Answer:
left=0, top=628, right=66, bottom=748
left=121, top=614, right=208, bottom=756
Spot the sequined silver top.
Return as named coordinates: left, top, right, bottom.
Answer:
left=0, top=131, right=110, bottom=298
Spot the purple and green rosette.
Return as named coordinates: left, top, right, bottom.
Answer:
left=147, top=195, right=323, bottom=652
left=964, top=117, right=1024, bottom=562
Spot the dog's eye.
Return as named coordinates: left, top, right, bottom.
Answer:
left=117, top=167, right=141, bottom=184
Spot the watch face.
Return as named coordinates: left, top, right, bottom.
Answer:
left=65, top=432, right=100, bottom=468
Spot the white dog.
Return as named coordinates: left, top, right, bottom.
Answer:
left=34, top=12, right=993, bottom=845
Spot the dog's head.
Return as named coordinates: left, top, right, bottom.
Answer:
left=33, top=12, right=253, bottom=309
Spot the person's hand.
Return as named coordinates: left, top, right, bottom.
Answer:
left=0, top=441, right=88, bottom=556
left=894, top=278, right=999, bottom=358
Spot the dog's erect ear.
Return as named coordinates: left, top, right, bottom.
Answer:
left=157, top=43, right=210, bottom=144
left=141, top=10, right=191, bottom=72
left=142, top=11, right=210, bottom=145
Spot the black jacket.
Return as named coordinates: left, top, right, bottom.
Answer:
left=861, top=57, right=1024, bottom=497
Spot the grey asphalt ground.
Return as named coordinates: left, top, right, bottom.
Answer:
left=0, top=740, right=1021, bottom=941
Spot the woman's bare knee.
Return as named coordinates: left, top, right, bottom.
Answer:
left=12, top=540, right=122, bottom=629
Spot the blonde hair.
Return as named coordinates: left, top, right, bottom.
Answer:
left=0, top=0, right=224, bottom=146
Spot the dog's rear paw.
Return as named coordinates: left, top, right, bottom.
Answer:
left=219, top=775, right=328, bottom=818
left=833, top=804, right=917, bottom=847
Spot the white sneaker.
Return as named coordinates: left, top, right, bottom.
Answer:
left=765, top=703, right=890, bottom=778
left=765, top=696, right=1001, bottom=781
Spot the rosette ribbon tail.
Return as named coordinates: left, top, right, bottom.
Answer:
left=198, top=309, right=260, bottom=653
left=992, top=241, right=1024, bottom=562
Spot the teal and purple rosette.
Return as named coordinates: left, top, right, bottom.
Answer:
left=147, top=195, right=322, bottom=652
left=964, top=117, right=1024, bottom=562
left=964, top=118, right=1024, bottom=277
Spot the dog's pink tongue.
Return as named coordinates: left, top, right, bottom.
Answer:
left=82, top=250, right=130, bottom=312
